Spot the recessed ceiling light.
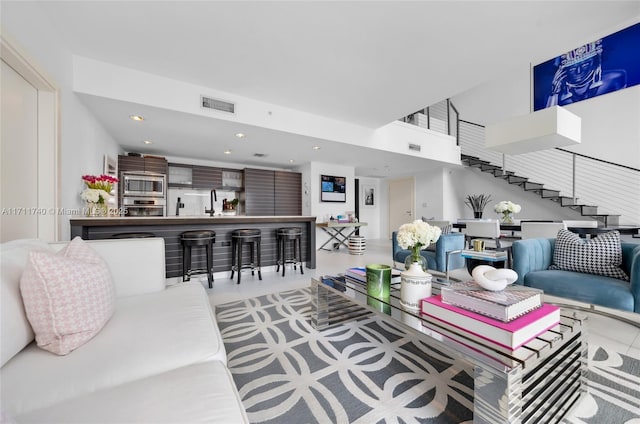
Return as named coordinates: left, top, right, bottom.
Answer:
left=130, top=115, right=144, bottom=121
left=235, top=132, right=246, bottom=139
left=312, top=146, right=321, bottom=150
left=143, top=140, right=152, bottom=145
left=289, top=159, right=295, bottom=163
left=224, top=150, right=232, bottom=155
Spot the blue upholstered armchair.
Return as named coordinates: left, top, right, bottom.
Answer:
left=392, top=231, right=466, bottom=273
left=512, top=238, right=640, bottom=313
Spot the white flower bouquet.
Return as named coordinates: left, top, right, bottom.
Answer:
left=494, top=200, right=521, bottom=223
left=494, top=200, right=521, bottom=214
left=397, top=220, right=441, bottom=262
left=81, top=188, right=111, bottom=204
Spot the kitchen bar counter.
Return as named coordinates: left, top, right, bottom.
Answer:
left=70, top=216, right=317, bottom=279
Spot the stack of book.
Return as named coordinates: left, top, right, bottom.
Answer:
left=344, top=267, right=402, bottom=287
left=461, top=249, right=508, bottom=260
left=345, top=267, right=367, bottom=285
left=441, top=281, right=542, bottom=322
left=421, top=295, right=560, bottom=351
left=321, top=275, right=347, bottom=292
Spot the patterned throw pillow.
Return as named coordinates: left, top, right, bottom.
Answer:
left=19, top=237, right=115, bottom=355
left=549, top=229, right=629, bottom=281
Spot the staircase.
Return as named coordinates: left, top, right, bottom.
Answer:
left=400, top=100, right=639, bottom=226
left=460, top=153, right=620, bottom=226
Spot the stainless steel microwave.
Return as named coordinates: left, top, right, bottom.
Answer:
left=121, top=172, right=166, bottom=198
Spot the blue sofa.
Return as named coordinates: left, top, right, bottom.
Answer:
left=392, top=231, right=465, bottom=273
left=512, top=238, right=640, bottom=313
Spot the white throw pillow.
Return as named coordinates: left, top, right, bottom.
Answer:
left=0, top=239, right=53, bottom=366
left=19, top=237, right=116, bottom=355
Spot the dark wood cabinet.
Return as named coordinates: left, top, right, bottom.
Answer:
left=118, top=155, right=144, bottom=173
left=244, top=168, right=275, bottom=216
left=192, top=165, right=222, bottom=189
left=275, top=171, right=302, bottom=215
left=244, top=168, right=301, bottom=216
left=144, top=157, right=169, bottom=174
left=167, top=164, right=223, bottom=189
left=118, top=155, right=168, bottom=175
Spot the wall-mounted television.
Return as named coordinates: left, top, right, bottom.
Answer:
left=320, top=175, right=346, bottom=202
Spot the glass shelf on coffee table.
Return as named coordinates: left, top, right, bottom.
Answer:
left=311, top=275, right=588, bottom=424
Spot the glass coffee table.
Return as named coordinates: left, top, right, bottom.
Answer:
left=311, top=276, right=588, bottom=424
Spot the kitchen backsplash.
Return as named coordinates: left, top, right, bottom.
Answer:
left=168, top=188, right=239, bottom=216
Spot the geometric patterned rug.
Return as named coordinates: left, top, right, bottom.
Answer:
left=215, top=288, right=640, bottom=424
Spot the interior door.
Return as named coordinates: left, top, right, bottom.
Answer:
left=1, top=60, right=39, bottom=241
left=388, top=177, right=415, bottom=238
left=1, top=37, right=58, bottom=242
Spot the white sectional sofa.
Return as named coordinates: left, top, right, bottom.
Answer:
left=1, top=237, right=248, bottom=423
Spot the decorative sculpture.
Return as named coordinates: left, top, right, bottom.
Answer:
left=471, top=265, right=518, bottom=291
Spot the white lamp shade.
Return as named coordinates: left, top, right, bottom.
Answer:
left=485, top=106, right=581, bottom=155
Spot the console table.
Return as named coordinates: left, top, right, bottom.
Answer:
left=316, top=221, right=367, bottom=251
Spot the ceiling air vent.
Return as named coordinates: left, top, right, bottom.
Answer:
left=408, top=143, right=421, bottom=152
left=253, top=153, right=267, bottom=158
left=201, top=96, right=235, bottom=114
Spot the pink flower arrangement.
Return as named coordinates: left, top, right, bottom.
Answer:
left=82, top=174, right=118, bottom=193
left=81, top=175, right=118, bottom=205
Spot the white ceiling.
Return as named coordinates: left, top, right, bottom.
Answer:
left=36, top=1, right=639, bottom=177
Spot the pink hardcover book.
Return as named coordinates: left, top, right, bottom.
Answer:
left=421, top=295, right=560, bottom=350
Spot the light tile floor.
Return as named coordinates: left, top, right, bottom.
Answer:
left=181, top=238, right=639, bottom=418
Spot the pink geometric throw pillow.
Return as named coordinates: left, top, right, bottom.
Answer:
left=19, top=237, right=115, bottom=355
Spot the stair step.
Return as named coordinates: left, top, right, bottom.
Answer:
left=492, top=169, right=515, bottom=177
left=523, top=181, right=544, bottom=191
left=480, top=163, right=501, bottom=173
left=506, top=175, right=528, bottom=185
left=579, top=205, right=599, bottom=215
left=468, top=160, right=491, bottom=168
left=591, top=215, right=620, bottom=227
left=460, top=155, right=623, bottom=226
left=540, top=189, right=561, bottom=198
left=565, top=204, right=599, bottom=215
left=558, top=196, right=580, bottom=206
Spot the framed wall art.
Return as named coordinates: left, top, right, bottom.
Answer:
left=533, top=22, right=640, bottom=111
left=362, top=185, right=375, bottom=207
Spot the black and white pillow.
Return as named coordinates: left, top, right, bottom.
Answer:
left=549, top=229, right=629, bottom=281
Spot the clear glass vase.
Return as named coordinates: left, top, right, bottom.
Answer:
left=501, top=212, right=513, bottom=224
left=404, top=247, right=428, bottom=272
left=86, top=202, right=108, bottom=217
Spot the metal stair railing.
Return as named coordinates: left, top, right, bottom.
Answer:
left=399, top=101, right=639, bottom=226
left=399, top=99, right=459, bottom=145
left=458, top=119, right=640, bottom=226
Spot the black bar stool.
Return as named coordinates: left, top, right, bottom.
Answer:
left=111, top=232, right=155, bottom=239
left=180, top=230, right=215, bottom=288
left=276, top=227, right=304, bottom=277
left=230, top=229, right=262, bottom=284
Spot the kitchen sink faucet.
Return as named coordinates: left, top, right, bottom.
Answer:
left=205, top=189, right=217, bottom=216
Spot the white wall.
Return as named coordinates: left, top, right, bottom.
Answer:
left=446, top=167, right=584, bottom=223
left=414, top=168, right=446, bottom=221
left=452, top=20, right=640, bottom=171
left=2, top=2, right=121, bottom=240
